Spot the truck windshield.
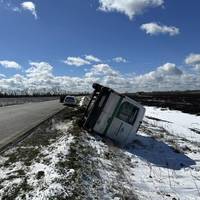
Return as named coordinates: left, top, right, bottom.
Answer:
left=117, top=102, right=138, bottom=125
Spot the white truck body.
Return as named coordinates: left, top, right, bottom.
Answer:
left=81, top=84, right=145, bottom=146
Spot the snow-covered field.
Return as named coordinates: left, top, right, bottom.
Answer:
left=131, top=107, right=200, bottom=200
left=0, top=106, right=200, bottom=199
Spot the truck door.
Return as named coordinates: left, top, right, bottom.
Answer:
left=93, top=92, right=121, bottom=135
left=106, top=101, right=139, bottom=144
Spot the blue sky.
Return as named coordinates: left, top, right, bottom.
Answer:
left=0, top=0, right=200, bottom=93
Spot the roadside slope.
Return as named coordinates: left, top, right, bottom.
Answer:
left=0, top=106, right=199, bottom=200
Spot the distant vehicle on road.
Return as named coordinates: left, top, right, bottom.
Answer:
left=63, top=96, right=77, bottom=106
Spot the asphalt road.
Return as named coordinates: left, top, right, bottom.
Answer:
left=0, top=100, right=64, bottom=150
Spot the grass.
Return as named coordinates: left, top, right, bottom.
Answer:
left=0, top=107, right=74, bottom=199
left=3, top=147, right=41, bottom=167
left=141, top=119, right=200, bottom=155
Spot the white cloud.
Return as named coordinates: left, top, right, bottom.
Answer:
left=26, top=62, right=53, bottom=79
left=99, top=0, right=164, bottom=20
left=157, top=63, right=183, bottom=76
left=0, top=60, right=21, bottom=69
left=63, top=57, right=91, bottom=67
left=0, top=60, right=200, bottom=94
left=84, top=64, right=131, bottom=91
left=113, top=57, right=127, bottom=63
left=185, top=54, right=200, bottom=65
left=24, top=62, right=63, bottom=93
left=0, top=74, right=6, bottom=79
left=85, top=55, right=101, bottom=62
left=141, top=22, right=180, bottom=36
left=21, top=1, right=37, bottom=19
left=140, top=22, right=180, bottom=36
left=138, top=63, right=182, bottom=82
left=0, top=74, right=27, bottom=92
left=185, top=53, right=200, bottom=71
left=85, top=63, right=120, bottom=78
left=133, top=63, right=199, bottom=91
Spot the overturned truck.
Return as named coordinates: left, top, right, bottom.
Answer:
left=81, top=83, right=145, bottom=146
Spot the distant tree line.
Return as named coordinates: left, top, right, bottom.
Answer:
left=0, top=90, right=90, bottom=98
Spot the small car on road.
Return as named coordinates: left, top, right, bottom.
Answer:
left=63, top=96, right=77, bottom=106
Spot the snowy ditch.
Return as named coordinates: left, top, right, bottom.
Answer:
left=0, top=119, right=75, bottom=199
left=0, top=106, right=200, bottom=199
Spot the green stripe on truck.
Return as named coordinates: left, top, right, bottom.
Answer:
left=103, top=96, right=123, bottom=136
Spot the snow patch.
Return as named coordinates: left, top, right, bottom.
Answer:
left=0, top=121, right=75, bottom=199
left=144, top=106, right=200, bottom=143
